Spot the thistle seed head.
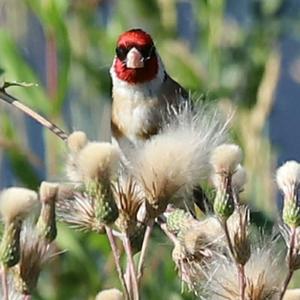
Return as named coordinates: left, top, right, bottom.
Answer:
left=0, top=188, right=38, bottom=223
left=67, top=131, right=88, bottom=153
left=276, top=161, right=300, bottom=198
left=12, top=223, right=55, bottom=295
left=128, top=103, right=228, bottom=218
left=95, top=288, right=123, bottom=300
left=113, top=176, right=143, bottom=234
left=210, top=143, right=242, bottom=176
left=276, top=161, right=300, bottom=227
left=77, top=142, right=120, bottom=182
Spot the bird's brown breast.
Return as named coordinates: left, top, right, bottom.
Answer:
left=111, top=90, right=161, bottom=143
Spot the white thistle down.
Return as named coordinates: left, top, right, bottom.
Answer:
left=0, top=188, right=38, bottom=223
left=231, top=164, right=247, bottom=192
left=77, top=142, right=120, bottom=182
left=276, top=161, right=300, bottom=198
left=210, top=143, right=242, bottom=175
left=66, top=131, right=89, bottom=182
left=95, top=288, right=123, bottom=300
left=129, top=103, right=229, bottom=202
left=208, top=238, right=286, bottom=300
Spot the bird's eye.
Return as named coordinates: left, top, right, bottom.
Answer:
left=140, top=45, right=155, bottom=60
left=116, top=46, right=129, bottom=61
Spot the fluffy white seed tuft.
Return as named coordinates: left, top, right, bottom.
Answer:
left=210, top=143, right=242, bottom=174
left=276, top=161, right=300, bottom=196
left=232, top=164, right=247, bottom=192
left=0, top=188, right=38, bottom=223
left=77, top=142, right=120, bottom=181
left=284, top=289, right=300, bottom=300
left=209, top=242, right=285, bottom=299
left=129, top=103, right=228, bottom=200
left=95, top=288, right=123, bottom=300
left=67, top=131, right=88, bottom=153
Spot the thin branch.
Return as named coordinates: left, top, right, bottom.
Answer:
left=137, top=222, right=153, bottom=283
left=0, top=88, right=68, bottom=141
left=105, top=226, right=130, bottom=300
left=123, top=234, right=139, bottom=300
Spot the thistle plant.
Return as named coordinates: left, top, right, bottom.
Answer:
left=276, top=161, right=300, bottom=299
left=0, top=185, right=58, bottom=299
left=1, top=84, right=300, bottom=300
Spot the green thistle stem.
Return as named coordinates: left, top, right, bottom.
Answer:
left=88, top=181, right=119, bottom=225
left=37, top=201, right=57, bottom=242
left=0, top=220, right=22, bottom=268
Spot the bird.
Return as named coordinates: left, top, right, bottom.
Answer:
left=110, top=28, right=210, bottom=213
left=110, top=28, right=188, bottom=151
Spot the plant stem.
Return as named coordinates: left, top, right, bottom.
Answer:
left=222, top=219, right=235, bottom=258
left=105, top=226, right=130, bottom=300
left=222, top=219, right=246, bottom=300
left=1, top=265, right=8, bottom=300
left=279, top=226, right=296, bottom=300
left=157, top=220, right=178, bottom=245
left=238, top=264, right=246, bottom=300
left=137, top=222, right=153, bottom=283
left=123, top=234, right=139, bottom=300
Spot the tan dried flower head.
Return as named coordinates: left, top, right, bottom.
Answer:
left=95, top=288, right=123, bottom=300
left=13, top=224, right=55, bottom=295
left=113, top=176, right=143, bottom=234
left=130, top=103, right=228, bottom=214
left=284, top=289, right=300, bottom=300
left=56, top=191, right=105, bottom=234
left=209, top=240, right=285, bottom=300
left=276, top=160, right=300, bottom=197
left=172, top=241, right=208, bottom=296
left=0, top=188, right=38, bottom=223
left=77, top=142, right=120, bottom=181
left=67, top=131, right=88, bottom=153
left=39, top=182, right=58, bottom=204
left=210, top=143, right=242, bottom=175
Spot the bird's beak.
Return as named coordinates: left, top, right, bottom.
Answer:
left=126, top=47, right=144, bottom=69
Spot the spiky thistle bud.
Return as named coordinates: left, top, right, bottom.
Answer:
left=67, top=131, right=88, bottom=153
left=210, top=144, right=243, bottom=220
left=95, top=288, right=123, bottom=300
left=166, top=208, right=194, bottom=235
left=276, top=161, right=300, bottom=227
left=0, top=188, right=38, bottom=268
left=36, top=182, right=58, bottom=242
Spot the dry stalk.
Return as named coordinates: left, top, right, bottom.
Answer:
left=137, top=221, right=153, bottom=284
left=280, top=226, right=296, bottom=300
left=105, top=226, right=130, bottom=300
left=123, top=235, right=139, bottom=300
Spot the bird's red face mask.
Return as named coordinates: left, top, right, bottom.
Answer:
left=114, top=29, right=159, bottom=84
